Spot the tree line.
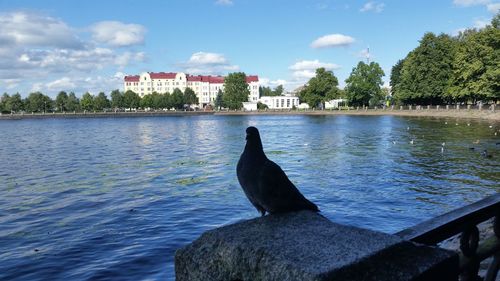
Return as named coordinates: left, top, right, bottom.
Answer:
left=0, top=88, right=200, bottom=113
left=298, top=13, right=499, bottom=108
left=298, top=61, right=386, bottom=108
left=390, top=13, right=499, bottom=105
left=0, top=72, right=256, bottom=113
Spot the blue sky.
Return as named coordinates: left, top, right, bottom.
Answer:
left=0, top=0, right=498, bottom=97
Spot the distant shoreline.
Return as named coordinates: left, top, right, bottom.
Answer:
left=1, top=108, right=499, bottom=121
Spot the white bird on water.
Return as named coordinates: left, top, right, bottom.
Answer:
left=410, top=139, right=414, bottom=145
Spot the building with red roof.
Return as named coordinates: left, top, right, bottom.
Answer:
left=124, top=72, right=259, bottom=108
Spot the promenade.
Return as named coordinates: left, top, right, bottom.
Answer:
left=1, top=107, right=499, bottom=121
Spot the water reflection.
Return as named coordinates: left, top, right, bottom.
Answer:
left=0, top=115, right=498, bottom=281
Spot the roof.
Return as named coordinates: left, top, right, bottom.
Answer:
left=246, top=75, right=259, bottom=82
left=149, top=72, right=177, bottom=79
left=126, top=73, right=258, bottom=83
left=124, top=75, right=140, bottom=82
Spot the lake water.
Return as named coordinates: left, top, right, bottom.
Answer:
left=0, top=115, right=498, bottom=280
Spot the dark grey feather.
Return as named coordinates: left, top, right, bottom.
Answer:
left=237, top=126, right=319, bottom=216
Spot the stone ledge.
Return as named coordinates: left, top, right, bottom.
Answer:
left=175, top=211, right=458, bottom=281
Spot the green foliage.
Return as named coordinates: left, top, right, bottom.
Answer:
left=8, top=93, right=23, bottom=112
left=257, top=101, right=268, bottom=110
left=390, top=59, right=404, bottom=103
left=492, top=12, right=499, bottom=29
left=259, top=85, right=284, bottom=97
left=66, top=92, right=80, bottom=112
left=80, top=92, right=94, bottom=111
left=395, top=33, right=457, bottom=104
left=94, top=92, right=110, bottom=110
left=345, top=61, right=385, bottom=107
left=170, top=88, right=184, bottom=109
left=183, top=87, right=198, bottom=106
left=141, top=93, right=154, bottom=109
left=299, top=68, right=340, bottom=108
left=0, top=93, right=7, bottom=112
left=157, top=92, right=170, bottom=109
left=223, top=72, right=250, bottom=110
left=447, top=24, right=500, bottom=103
left=214, top=89, right=224, bottom=110
left=123, top=90, right=140, bottom=109
left=110, top=89, right=124, bottom=109
left=25, top=92, right=53, bottom=112
left=55, top=91, right=68, bottom=112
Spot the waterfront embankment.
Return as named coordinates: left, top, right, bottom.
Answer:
left=1, top=108, right=499, bottom=121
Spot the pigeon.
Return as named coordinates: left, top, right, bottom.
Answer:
left=237, top=126, right=319, bottom=216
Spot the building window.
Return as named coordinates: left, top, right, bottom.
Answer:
left=141, top=82, right=144, bottom=85
left=281, top=99, right=284, bottom=107
left=287, top=99, right=290, bottom=108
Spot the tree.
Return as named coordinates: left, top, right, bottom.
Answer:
left=0, top=93, right=7, bottom=112
left=123, top=90, right=140, bottom=109
left=299, top=68, right=340, bottom=108
left=396, top=33, right=457, bottom=104
left=141, top=93, right=154, bottom=109
left=110, top=89, right=124, bottom=109
left=26, top=92, right=51, bottom=112
left=274, top=85, right=284, bottom=96
left=214, top=89, right=224, bottom=110
left=390, top=59, right=405, bottom=103
left=223, top=72, right=250, bottom=110
left=183, top=87, right=198, bottom=108
left=66, top=92, right=80, bottom=112
left=447, top=20, right=500, bottom=103
left=155, top=92, right=169, bottom=109
left=345, top=61, right=385, bottom=107
left=492, top=11, right=499, bottom=29
left=170, top=88, right=184, bottom=109
left=94, top=92, right=110, bottom=111
left=8, top=93, right=23, bottom=112
left=56, top=91, right=68, bottom=112
left=259, top=85, right=284, bottom=97
left=80, top=92, right=94, bottom=111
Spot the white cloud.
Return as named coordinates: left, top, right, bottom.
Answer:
left=310, top=34, right=355, bottom=48
left=0, top=11, right=83, bottom=49
left=259, top=77, right=288, bottom=87
left=46, top=77, right=76, bottom=91
left=360, top=1, right=385, bottom=12
left=288, top=59, right=340, bottom=85
left=0, top=11, right=148, bottom=96
left=115, top=51, right=146, bottom=67
left=188, top=52, right=228, bottom=64
left=91, top=21, right=146, bottom=47
left=32, top=73, right=124, bottom=97
left=453, top=0, right=490, bottom=6
left=487, top=2, right=500, bottom=12
left=474, top=18, right=490, bottom=28
left=215, top=0, right=233, bottom=6
left=289, top=60, right=340, bottom=71
left=180, top=52, right=239, bottom=74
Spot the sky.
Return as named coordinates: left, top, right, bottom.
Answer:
left=0, top=0, right=498, bottom=98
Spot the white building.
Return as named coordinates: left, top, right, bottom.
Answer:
left=124, top=72, right=259, bottom=108
left=325, top=99, right=347, bottom=109
left=259, top=95, right=299, bottom=109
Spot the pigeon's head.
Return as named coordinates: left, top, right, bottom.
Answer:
left=246, top=126, right=260, bottom=141
left=245, top=126, right=263, bottom=151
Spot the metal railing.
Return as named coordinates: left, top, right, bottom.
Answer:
left=397, top=193, right=500, bottom=281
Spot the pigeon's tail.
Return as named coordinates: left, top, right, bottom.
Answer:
left=292, top=197, right=319, bottom=213
left=304, top=199, right=320, bottom=212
